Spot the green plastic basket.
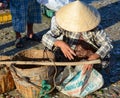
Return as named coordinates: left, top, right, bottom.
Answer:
left=41, top=5, right=55, bottom=18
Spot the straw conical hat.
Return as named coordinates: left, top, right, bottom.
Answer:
left=56, top=0, right=101, bottom=32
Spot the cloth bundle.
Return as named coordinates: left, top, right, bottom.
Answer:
left=74, top=40, right=97, bottom=59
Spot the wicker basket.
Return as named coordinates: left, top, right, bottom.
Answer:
left=0, top=56, right=15, bottom=94
left=10, top=49, right=55, bottom=98
left=0, top=55, right=11, bottom=61
left=12, top=49, right=54, bottom=61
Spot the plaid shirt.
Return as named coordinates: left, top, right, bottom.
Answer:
left=42, top=16, right=113, bottom=59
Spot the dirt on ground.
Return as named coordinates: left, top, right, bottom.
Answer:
left=0, top=0, right=120, bottom=98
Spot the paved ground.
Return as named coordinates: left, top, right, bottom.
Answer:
left=0, top=0, right=120, bottom=98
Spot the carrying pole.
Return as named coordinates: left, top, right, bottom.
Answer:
left=0, top=59, right=101, bottom=66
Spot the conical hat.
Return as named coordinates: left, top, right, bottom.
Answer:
left=56, top=0, right=101, bottom=32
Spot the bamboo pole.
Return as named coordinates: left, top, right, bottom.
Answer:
left=0, top=59, right=101, bottom=66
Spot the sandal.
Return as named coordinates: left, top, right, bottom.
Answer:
left=15, top=38, right=24, bottom=48
left=26, top=34, right=41, bottom=42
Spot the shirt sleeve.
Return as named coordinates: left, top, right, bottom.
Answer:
left=95, top=29, right=113, bottom=59
left=42, top=16, right=62, bottom=50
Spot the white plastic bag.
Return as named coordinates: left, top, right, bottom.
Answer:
left=37, top=0, right=74, bottom=11
left=56, top=65, right=104, bottom=97
left=37, top=0, right=48, bottom=5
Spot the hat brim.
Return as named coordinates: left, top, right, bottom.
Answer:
left=56, top=1, right=101, bottom=32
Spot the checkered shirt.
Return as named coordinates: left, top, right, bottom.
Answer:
left=42, top=16, right=113, bottom=59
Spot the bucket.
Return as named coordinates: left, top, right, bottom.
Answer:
left=10, top=49, right=55, bottom=98
left=0, top=56, right=15, bottom=94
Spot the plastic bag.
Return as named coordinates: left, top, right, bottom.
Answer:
left=56, top=65, right=104, bottom=97
left=37, top=0, right=48, bottom=5
left=37, top=0, right=74, bottom=11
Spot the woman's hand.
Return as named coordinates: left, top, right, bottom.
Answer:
left=54, top=40, right=76, bottom=60
left=82, top=53, right=100, bottom=74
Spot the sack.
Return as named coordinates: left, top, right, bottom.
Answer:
left=0, top=65, right=15, bottom=94
left=56, top=66, right=104, bottom=97
left=37, top=0, right=74, bottom=11
left=74, top=40, right=97, bottom=59
left=0, top=56, right=15, bottom=94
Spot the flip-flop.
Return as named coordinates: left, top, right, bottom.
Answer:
left=26, top=34, right=41, bottom=42
left=15, top=38, right=24, bottom=48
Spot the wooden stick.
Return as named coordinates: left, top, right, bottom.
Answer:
left=0, top=59, right=101, bottom=66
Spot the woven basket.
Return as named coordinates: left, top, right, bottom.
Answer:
left=10, top=49, right=55, bottom=98
left=0, top=56, right=15, bottom=94
left=0, top=55, right=11, bottom=61
left=12, top=49, right=54, bottom=61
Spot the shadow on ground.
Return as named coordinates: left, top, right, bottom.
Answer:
left=80, top=0, right=120, bottom=29
left=98, top=1, right=120, bottom=29
left=0, top=28, right=49, bottom=56
left=0, top=22, right=12, bottom=29
left=81, top=0, right=99, bottom=4
left=101, top=40, right=120, bottom=88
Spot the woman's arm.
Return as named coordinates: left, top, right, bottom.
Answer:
left=42, top=16, right=62, bottom=50
left=95, top=28, right=113, bottom=59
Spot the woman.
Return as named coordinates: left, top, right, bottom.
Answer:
left=42, top=1, right=113, bottom=97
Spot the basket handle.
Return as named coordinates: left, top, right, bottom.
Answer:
left=43, top=47, right=54, bottom=62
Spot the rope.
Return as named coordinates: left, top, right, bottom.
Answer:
left=39, top=49, right=58, bottom=98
